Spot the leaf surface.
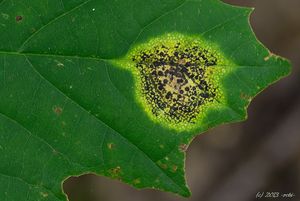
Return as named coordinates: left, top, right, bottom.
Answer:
left=0, top=0, right=290, bottom=199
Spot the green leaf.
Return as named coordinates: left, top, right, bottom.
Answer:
left=0, top=0, right=290, bottom=199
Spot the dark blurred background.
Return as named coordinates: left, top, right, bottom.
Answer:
left=63, top=0, right=300, bottom=200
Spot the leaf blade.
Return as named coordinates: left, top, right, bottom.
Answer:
left=0, top=0, right=291, bottom=200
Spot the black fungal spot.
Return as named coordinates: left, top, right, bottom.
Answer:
left=166, top=92, right=172, bottom=99
left=132, top=41, right=218, bottom=124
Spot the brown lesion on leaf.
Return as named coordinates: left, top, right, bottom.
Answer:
left=132, top=42, right=218, bottom=124
left=160, top=163, right=168, bottom=169
left=171, top=165, right=178, bottom=173
left=107, top=143, right=114, bottom=150
left=109, top=166, right=121, bottom=178
left=53, top=106, right=63, bottom=115
left=15, top=15, right=23, bottom=22
left=157, top=161, right=168, bottom=169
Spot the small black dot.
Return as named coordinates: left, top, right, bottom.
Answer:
left=177, top=79, right=183, bottom=83
left=198, top=85, right=204, bottom=90
left=166, top=92, right=172, bottom=99
left=153, top=61, right=160, bottom=66
left=201, top=93, right=209, bottom=98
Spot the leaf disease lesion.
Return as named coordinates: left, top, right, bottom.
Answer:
left=114, top=33, right=234, bottom=131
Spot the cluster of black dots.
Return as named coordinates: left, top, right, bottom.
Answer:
left=132, top=42, right=218, bottom=124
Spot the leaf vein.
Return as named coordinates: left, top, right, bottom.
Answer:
left=18, top=0, right=92, bottom=52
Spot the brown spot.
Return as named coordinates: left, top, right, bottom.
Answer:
left=15, top=15, right=23, bottom=22
left=179, top=144, right=188, bottom=152
left=109, top=166, right=121, bottom=178
left=172, top=165, right=178, bottom=172
left=159, top=163, right=168, bottom=169
left=53, top=106, right=63, bottom=115
left=107, top=143, right=114, bottom=149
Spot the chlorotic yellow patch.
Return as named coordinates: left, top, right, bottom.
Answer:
left=112, top=33, right=235, bottom=131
